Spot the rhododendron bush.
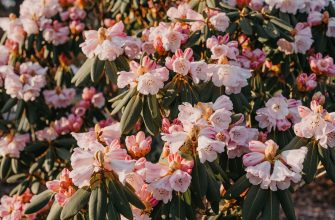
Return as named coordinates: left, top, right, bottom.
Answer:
left=1, top=0, right=335, bottom=219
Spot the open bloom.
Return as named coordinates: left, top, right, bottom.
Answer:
left=209, top=12, right=230, bottom=32
left=293, top=23, right=313, bottom=53
left=0, top=15, right=25, bottom=44
left=294, top=101, right=335, bottom=148
left=36, top=126, right=59, bottom=142
left=166, top=4, right=204, bottom=31
left=309, top=53, right=335, bottom=76
left=165, top=48, right=210, bottom=83
left=206, top=34, right=239, bottom=60
left=0, top=133, right=30, bottom=158
left=146, top=153, right=193, bottom=203
left=43, top=87, right=76, bottom=108
left=0, top=45, right=9, bottom=65
left=243, top=140, right=307, bottom=191
left=4, top=62, right=47, bottom=101
left=162, top=95, right=234, bottom=161
left=117, top=56, right=169, bottom=95
left=296, top=73, right=317, bottom=92
left=0, top=189, right=35, bottom=220
left=46, top=168, right=76, bottom=206
left=80, top=22, right=127, bottom=61
left=238, top=48, right=266, bottom=69
left=209, top=64, right=252, bottom=94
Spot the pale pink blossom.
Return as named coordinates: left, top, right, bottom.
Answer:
left=126, top=132, right=152, bottom=158
left=209, top=13, right=230, bottom=32
left=80, top=22, right=127, bottom=60
left=243, top=140, right=307, bottom=191
left=0, top=133, right=30, bottom=158
left=70, top=138, right=135, bottom=188
left=0, top=16, right=25, bottom=44
left=296, top=73, right=317, bottom=92
left=309, top=53, right=335, bottom=76
left=326, top=17, right=335, bottom=37
left=42, top=21, right=69, bottom=45
left=46, top=168, right=76, bottom=206
left=43, top=87, right=76, bottom=108
left=264, top=0, right=305, bottom=14
left=36, top=126, right=59, bottom=142
left=0, top=45, right=9, bottom=66
left=238, top=48, right=266, bottom=69
left=166, top=4, right=204, bottom=31
left=293, top=23, right=313, bottom=54
left=91, top=93, right=105, bottom=108
left=209, top=64, right=251, bottom=94
left=5, top=62, right=47, bottom=101
left=277, top=38, right=294, bottom=55
left=0, top=65, right=14, bottom=87
left=294, top=101, right=335, bottom=148
left=117, top=56, right=169, bottom=95
left=206, top=35, right=239, bottom=60
left=307, top=11, right=323, bottom=26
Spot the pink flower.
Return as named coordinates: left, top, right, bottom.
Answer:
left=293, top=23, right=313, bottom=53
left=0, top=15, right=25, bottom=44
left=80, top=22, right=127, bottom=60
left=296, top=73, right=317, bottom=92
left=166, top=4, right=204, bottom=31
left=309, top=53, right=335, bottom=76
left=277, top=38, right=294, bottom=55
left=326, top=17, right=335, bottom=37
left=126, top=132, right=152, bottom=158
left=243, top=140, right=307, bottom=191
left=209, top=64, right=251, bottom=94
left=42, top=21, right=69, bottom=45
left=117, top=56, right=169, bottom=95
left=0, top=190, right=35, bottom=220
left=91, top=93, right=105, bottom=108
left=0, top=65, right=14, bottom=87
left=43, top=87, right=76, bottom=108
left=169, top=170, right=192, bottom=192
left=0, top=45, right=9, bottom=66
left=209, top=13, right=230, bottom=32
left=307, top=11, right=323, bottom=26
left=294, top=101, right=335, bottom=148
left=0, top=133, right=30, bottom=158
left=238, top=48, right=266, bottom=69
left=36, top=126, right=59, bottom=142
left=70, top=139, right=135, bottom=188
left=46, top=168, right=76, bottom=206
left=206, top=35, right=239, bottom=60
left=265, top=0, right=305, bottom=14
left=5, top=62, right=47, bottom=101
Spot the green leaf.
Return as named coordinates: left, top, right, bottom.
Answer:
left=61, top=188, right=91, bottom=219
left=302, top=142, right=319, bottom=183
left=206, top=174, right=220, bottom=214
left=89, top=187, right=107, bottom=220
left=6, top=173, right=26, bottom=183
left=55, top=148, right=71, bottom=161
left=142, top=99, right=159, bottom=135
left=224, top=174, right=251, bottom=199
left=169, top=196, right=186, bottom=220
left=147, top=95, right=158, bottom=118
left=318, top=145, right=335, bottom=182
left=277, top=189, right=296, bottom=220
left=111, top=88, right=136, bottom=115
left=280, top=136, right=308, bottom=152
left=183, top=30, right=201, bottom=48
left=262, top=191, right=279, bottom=220
left=263, top=21, right=280, bottom=38
left=0, top=156, right=10, bottom=180
left=71, top=58, right=94, bottom=86
left=120, top=94, right=143, bottom=134
left=11, top=158, right=19, bottom=174
left=105, top=61, right=118, bottom=83
left=242, top=185, right=268, bottom=220
left=91, top=57, right=105, bottom=82
left=107, top=202, right=120, bottom=220
left=115, top=55, right=130, bottom=71
left=1, top=98, right=17, bottom=113
left=109, top=180, right=133, bottom=219
left=47, top=201, right=63, bottom=220
left=25, top=190, right=54, bottom=214
left=124, top=184, right=146, bottom=210
left=240, top=17, right=253, bottom=36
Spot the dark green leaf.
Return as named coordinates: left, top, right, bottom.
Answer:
left=277, top=189, right=296, bottom=220
left=224, top=175, right=251, bottom=199
left=25, top=190, right=54, bottom=214
left=61, top=188, right=91, bottom=219
left=91, top=57, right=105, bottom=82
left=242, top=185, right=268, bottom=220
left=0, top=156, right=10, bottom=180
left=1, top=98, right=17, bottom=113
left=302, top=142, right=319, bottom=183
left=120, top=94, right=143, bottom=134
left=89, top=187, right=107, bottom=220
left=262, top=191, right=279, bottom=220
left=47, top=201, right=63, bottom=220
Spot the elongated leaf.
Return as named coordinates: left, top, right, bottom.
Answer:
left=224, top=174, right=251, bottom=199
left=277, top=189, right=296, bottom=220
left=318, top=145, right=335, bottom=182
left=107, top=202, right=120, bottom=220
left=71, top=58, right=94, bottom=86
left=262, top=191, right=279, bottom=220
left=25, top=190, right=54, bottom=214
left=147, top=95, right=158, bottom=118
left=206, top=174, right=220, bottom=214
left=105, top=61, right=118, bottom=83
left=1, top=98, right=17, bottom=113
left=120, top=94, right=143, bottom=134
left=183, top=30, right=201, bottom=48
left=0, top=156, right=10, bottom=180
left=280, top=136, right=308, bottom=152
left=169, top=196, right=186, bottom=220
left=89, top=187, right=107, bottom=220
left=47, top=201, right=63, bottom=220
left=109, top=181, right=133, bottom=219
left=61, top=188, right=91, bottom=219
left=142, top=98, right=159, bottom=135
left=302, top=142, right=319, bottom=183
left=111, top=88, right=136, bottom=115
left=91, top=57, right=105, bottom=82
left=240, top=18, right=253, bottom=36
left=6, top=173, right=26, bottom=183
left=242, top=185, right=268, bottom=220
left=124, top=185, right=145, bottom=210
